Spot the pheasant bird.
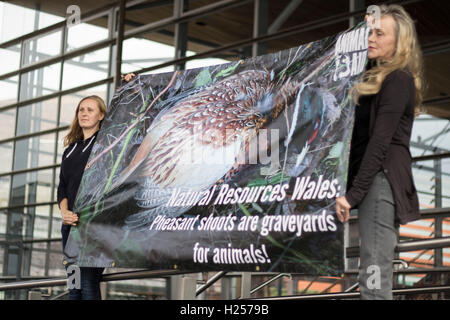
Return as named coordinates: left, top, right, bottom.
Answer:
left=111, top=69, right=324, bottom=231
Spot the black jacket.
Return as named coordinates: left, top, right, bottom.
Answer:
left=346, top=69, right=420, bottom=225
left=57, top=132, right=98, bottom=211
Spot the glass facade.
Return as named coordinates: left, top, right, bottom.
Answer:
left=0, top=2, right=232, bottom=300
left=0, top=1, right=448, bottom=300
left=3, top=17, right=70, bottom=294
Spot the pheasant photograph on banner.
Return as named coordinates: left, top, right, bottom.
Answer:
left=63, top=22, right=369, bottom=275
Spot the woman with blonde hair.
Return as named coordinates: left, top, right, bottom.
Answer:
left=335, top=4, right=424, bottom=299
left=57, top=95, right=107, bottom=300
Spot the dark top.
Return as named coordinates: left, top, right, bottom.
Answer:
left=57, top=131, right=98, bottom=211
left=346, top=69, right=420, bottom=225
left=347, top=94, right=373, bottom=191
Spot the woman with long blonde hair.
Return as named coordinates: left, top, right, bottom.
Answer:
left=335, top=4, right=424, bottom=299
left=58, top=95, right=107, bottom=300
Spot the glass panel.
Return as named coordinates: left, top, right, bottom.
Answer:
left=36, top=205, right=51, bottom=218
left=399, top=249, right=434, bottom=270
left=53, top=168, right=60, bottom=204
left=33, top=215, right=49, bottom=239
left=56, top=131, right=68, bottom=163
left=51, top=203, right=60, bottom=225
left=38, top=133, right=56, bottom=168
left=0, top=44, right=21, bottom=75
left=13, top=133, right=56, bottom=171
left=411, top=114, right=450, bottom=157
left=185, top=50, right=228, bottom=70
left=0, top=108, right=16, bottom=140
left=441, top=158, right=450, bottom=208
left=0, top=175, right=10, bottom=207
left=185, top=57, right=228, bottom=70
left=5, top=208, right=32, bottom=238
left=29, top=249, right=46, bottom=277
left=0, top=3, right=39, bottom=43
left=10, top=173, right=27, bottom=206
left=0, top=76, right=18, bottom=107
left=59, top=84, right=108, bottom=127
left=10, top=179, right=51, bottom=215
left=16, top=98, right=58, bottom=135
left=0, top=142, right=13, bottom=174
left=66, top=21, right=109, bottom=52
left=0, top=3, right=64, bottom=43
left=22, top=30, right=62, bottom=66
left=0, top=241, right=3, bottom=274
left=37, top=10, right=65, bottom=30
left=0, top=210, right=6, bottom=234
left=36, top=170, right=53, bottom=204
left=122, top=37, right=174, bottom=74
left=412, top=159, right=435, bottom=209
left=58, top=102, right=75, bottom=129
left=412, top=157, right=450, bottom=209
left=50, top=214, right=62, bottom=239
left=62, top=48, right=109, bottom=90
left=445, top=218, right=450, bottom=239
left=444, top=246, right=449, bottom=267
left=19, top=63, right=61, bottom=100
left=24, top=207, right=34, bottom=239
left=399, top=218, right=434, bottom=241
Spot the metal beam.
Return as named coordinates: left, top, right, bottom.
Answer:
left=114, top=0, right=126, bottom=89
left=346, top=237, right=450, bottom=258
left=252, top=0, right=268, bottom=57
left=0, top=0, right=254, bottom=82
left=128, top=0, right=173, bottom=11
left=131, top=0, right=426, bottom=75
left=196, top=271, right=227, bottom=296
left=240, top=272, right=252, bottom=299
left=250, top=273, right=291, bottom=295
left=0, top=77, right=113, bottom=114
left=349, top=0, right=365, bottom=28
left=0, top=1, right=152, bottom=49
left=126, top=0, right=253, bottom=40
left=1, top=32, right=444, bottom=117
left=0, top=269, right=189, bottom=291
left=173, top=0, right=189, bottom=70
left=251, top=285, right=450, bottom=300
left=347, top=207, right=450, bottom=226
left=345, top=266, right=450, bottom=275
left=0, top=0, right=431, bottom=85
left=422, top=39, right=450, bottom=56
left=419, top=126, right=450, bottom=144
left=268, top=0, right=304, bottom=35
left=411, top=141, right=449, bottom=153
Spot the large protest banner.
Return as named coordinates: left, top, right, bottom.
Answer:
left=63, top=23, right=369, bottom=275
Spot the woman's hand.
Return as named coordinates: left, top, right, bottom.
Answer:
left=121, top=73, right=136, bottom=82
left=335, top=196, right=351, bottom=223
left=61, top=209, right=79, bottom=226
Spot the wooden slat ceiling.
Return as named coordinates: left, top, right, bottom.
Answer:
left=8, top=0, right=450, bottom=119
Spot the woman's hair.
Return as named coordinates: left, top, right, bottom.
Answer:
left=63, top=95, right=107, bottom=147
left=352, top=4, right=424, bottom=115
